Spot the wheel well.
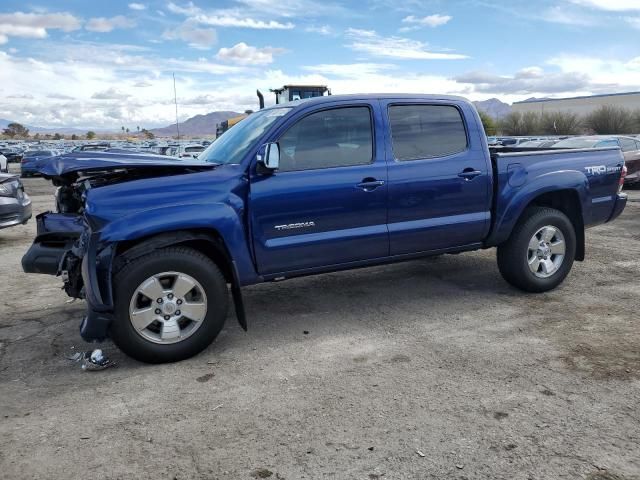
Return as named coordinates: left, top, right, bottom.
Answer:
left=115, top=229, right=235, bottom=283
left=526, top=189, right=585, bottom=261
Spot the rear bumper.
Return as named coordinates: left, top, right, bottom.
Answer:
left=607, top=193, right=627, bottom=223
left=0, top=193, right=32, bottom=229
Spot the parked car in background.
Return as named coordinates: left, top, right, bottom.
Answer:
left=517, top=139, right=559, bottom=148
left=552, top=136, right=640, bottom=185
left=0, top=153, right=7, bottom=173
left=20, top=150, right=58, bottom=177
left=0, top=173, right=31, bottom=229
left=72, top=143, right=111, bottom=152
left=0, top=147, right=24, bottom=164
left=177, top=144, right=206, bottom=158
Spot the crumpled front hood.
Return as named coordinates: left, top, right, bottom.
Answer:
left=37, top=150, right=217, bottom=183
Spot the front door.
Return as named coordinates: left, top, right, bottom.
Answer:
left=250, top=103, right=388, bottom=276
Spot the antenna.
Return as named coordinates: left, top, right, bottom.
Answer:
left=173, top=72, right=180, bottom=142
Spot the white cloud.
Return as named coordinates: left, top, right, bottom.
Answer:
left=454, top=67, right=592, bottom=94
left=306, top=25, right=333, bottom=35
left=167, top=2, right=295, bottom=29
left=569, top=0, right=640, bottom=11
left=128, top=3, right=147, bottom=10
left=216, top=42, right=285, bottom=65
left=401, top=14, right=452, bottom=28
left=192, top=14, right=294, bottom=29
left=91, top=88, right=131, bottom=100
left=86, top=16, right=136, bottom=32
left=345, top=28, right=468, bottom=60
left=166, top=2, right=201, bottom=16
left=0, top=11, right=81, bottom=43
left=626, top=17, right=640, bottom=29
left=162, top=20, right=217, bottom=49
left=302, top=63, right=396, bottom=77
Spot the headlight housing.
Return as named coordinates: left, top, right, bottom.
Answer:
left=0, top=180, right=18, bottom=197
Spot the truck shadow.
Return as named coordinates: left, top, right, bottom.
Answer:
left=223, top=251, right=521, bottom=344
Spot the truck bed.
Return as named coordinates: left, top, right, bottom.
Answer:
left=486, top=146, right=626, bottom=246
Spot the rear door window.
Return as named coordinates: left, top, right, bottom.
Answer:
left=388, top=105, right=468, bottom=161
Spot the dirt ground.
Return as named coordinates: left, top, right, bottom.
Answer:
left=1, top=165, right=639, bottom=480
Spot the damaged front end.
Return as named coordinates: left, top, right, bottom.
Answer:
left=22, top=185, right=117, bottom=341
left=22, top=152, right=217, bottom=342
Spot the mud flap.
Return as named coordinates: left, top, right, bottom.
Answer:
left=231, top=260, right=247, bottom=331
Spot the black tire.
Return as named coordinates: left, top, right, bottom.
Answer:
left=497, top=207, right=576, bottom=292
left=111, top=247, right=229, bottom=363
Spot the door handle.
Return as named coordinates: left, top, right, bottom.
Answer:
left=458, top=168, right=482, bottom=180
left=356, top=178, right=385, bottom=191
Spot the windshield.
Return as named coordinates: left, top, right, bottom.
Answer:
left=198, top=107, right=291, bottom=165
left=551, top=138, right=601, bottom=149
left=185, top=146, right=204, bottom=152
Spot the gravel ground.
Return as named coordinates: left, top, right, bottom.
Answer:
left=1, top=166, right=639, bottom=480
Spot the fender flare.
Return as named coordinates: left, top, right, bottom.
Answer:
left=488, top=170, right=589, bottom=247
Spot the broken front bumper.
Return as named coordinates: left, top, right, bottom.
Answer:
left=22, top=212, right=116, bottom=342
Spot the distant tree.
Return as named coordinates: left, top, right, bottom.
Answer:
left=44, top=134, right=52, bottom=139
left=126, top=128, right=130, bottom=134
left=53, top=133, right=62, bottom=140
left=86, top=131, right=96, bottom=140
left=585, top=105, right=634, bottom=134
left=499, top=112, right=542, bottom=136
left=478, top=110, right=497, bottom=136
left=33, top=133, right=41, bottom=140
left=121, top=126, right=125, bottom=134
left=2, top=122, right=29, bottom=138
left=141, top=128, right=155, bottom=139
left=137, top=125, right=140, bottom=133
left=71, top=134, right=78, bottom=140
left=540, top=111, right=582, bottom=135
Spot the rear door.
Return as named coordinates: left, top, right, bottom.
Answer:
left=381, top=100, right=492, bottom=255
left=250, top=102, right=388, bottom=275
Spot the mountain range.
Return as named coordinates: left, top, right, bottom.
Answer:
left=149, top=111, right=242, bottom=137
left=472, top=98, right=512, bottom=119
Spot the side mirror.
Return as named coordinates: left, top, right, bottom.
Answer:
left=257, top=142, right=280, bottom=171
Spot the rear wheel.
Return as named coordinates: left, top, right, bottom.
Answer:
left=111, top=247, right=229, bottom=363
left=497, top=207, right=576, bottom=292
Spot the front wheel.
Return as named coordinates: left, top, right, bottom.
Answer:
left=497, top=207, right=576, bottom=292
left=111, top=247, right=229, bottom=363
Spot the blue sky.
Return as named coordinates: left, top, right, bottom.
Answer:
left=0, top=0, right=639, bottom=128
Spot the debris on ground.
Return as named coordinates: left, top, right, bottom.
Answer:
left=67, top=348, right=116, bottom=371
left=416, top=450, right=426, bottom=457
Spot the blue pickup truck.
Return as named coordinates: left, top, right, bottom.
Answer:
left=22, top=94, right=628, bottom=363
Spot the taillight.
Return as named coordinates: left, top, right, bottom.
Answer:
left=619, top=165, right=627, bottom=193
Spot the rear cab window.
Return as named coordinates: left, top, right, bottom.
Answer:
left=387, top=104, right=468, bottom=161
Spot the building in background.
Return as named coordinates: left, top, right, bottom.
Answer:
left=512, top=91, right=640, bottom=116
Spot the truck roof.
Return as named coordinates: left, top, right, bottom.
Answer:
left=267, top=93, right=470, bottom=109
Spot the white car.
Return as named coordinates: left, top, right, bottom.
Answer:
left=0, top=153, right=7, bottom=173
left=177, top=144, right=206, bottom=159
